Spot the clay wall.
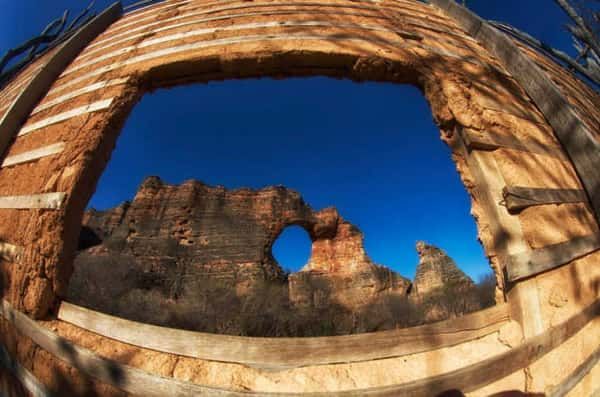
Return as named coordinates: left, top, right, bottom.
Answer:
left=0, top=0, right=598, bottom=395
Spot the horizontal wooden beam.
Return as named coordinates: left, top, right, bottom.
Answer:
left=502, top=186, right=588, bottom=213
left=0, top=344, right=52, bottom=397
left=547, top=345, right=600, bottom=397
left=0, top=192, right=66, bottom=210
left=32, top=78, right=128, bottom=115
left=50, top=32, right=482, bottom=97
left=0, top=241, right=23, bottom=261
left=17, top=99, right=113, bottom=137
left=0, top=2, right=122, bottom=160
left=1, top=142, right=65, bottom=168
left=3, top=298, right=600, bottom=396
left=506, top=233, right=600, bottom=282
left=460, top=128, right=566, bottom=160
left=58, top=301, right=509, bottom=369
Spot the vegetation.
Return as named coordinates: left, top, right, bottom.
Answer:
left=69, top=260, right=498, bottom=336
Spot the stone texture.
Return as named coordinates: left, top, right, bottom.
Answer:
left=70, top=177, right=417, bottom=333
left=69, top=178, right=489, bottom=334
left=413, top=241, right=474, bottom=296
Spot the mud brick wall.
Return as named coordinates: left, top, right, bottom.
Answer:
left=0, top=0, right=599, bottom=395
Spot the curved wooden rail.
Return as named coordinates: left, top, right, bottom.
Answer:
left=58, top=301, right=509, bottom=369
left=2, top=299, right=599, bottom=396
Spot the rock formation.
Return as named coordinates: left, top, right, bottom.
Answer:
left=69, top=177, right=489, bottom=335
left=413, top=241, right=474, bottom=296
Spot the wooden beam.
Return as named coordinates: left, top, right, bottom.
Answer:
left=461, top=128, right=566, bottom=160
left=17, top=99, right=113, bottom=137
left=78, top=9, right=446, bottom=62
left=1, top=142, right=65, bottom=168
left=32, top=78, right=128, bottom=115
left=428, top=0, right=600, bottom=229
left=3, top=298, right=599, bottom=396
left=58, top=301, right=509, bottom=369
left=0, top=344, right=52, bottom=397
left=547, top=345, right=600, bottom=397
left=0, top=192, right=66, bottom=210
left=49, top=32, right=483, bottom=97
left=0, top=241, right=23, bottom=261
left=0, top=2, right=122, bottom=160
left=502, top=186, right=588, bottom=213
left=506, top=234, right=600, bottom=282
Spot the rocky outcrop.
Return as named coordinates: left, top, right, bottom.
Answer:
left=69, top=177, right=413, bottom=333
left=69, top=177, right=488, bottom=335
left=413, top=241, right=474, bottom=296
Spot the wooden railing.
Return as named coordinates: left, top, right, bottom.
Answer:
left=1, top=298, right=599, bottom=396
left=57, top=301, right=510, bottom=369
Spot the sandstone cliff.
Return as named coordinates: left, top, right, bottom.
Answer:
left=69, top=177, right=491, bottom=336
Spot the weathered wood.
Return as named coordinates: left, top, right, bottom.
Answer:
left=83, top=0, right=458, bottom=57
left=79, top=9, right=447, bottom=62
left=0, top=192, right=66, bottom=210
left=454, top=125, right=544, bottom=336
left=507, top=233, right=600, bottom=282
left=0, top=241, right=23, bottom=261
left=17, top=98, right=113, bottom=137
left=1, top=142, right=65, bottom=168
left=0, top=344, right=52, bottom=397
left=0, top=2, right=122, bottom=160
left=65, top=20, right=424, bottom=76
left=461, top=128, right=566, bottom=160
left=547, top=345, right=600, bottom=397
left=502, top=186, right=588, bottom=213
left=50, top=32, right=482, bottom=97
left=428, top=0, right=600, bottom=229
left=32, top=78, right=128, bottom=115
left=3, top=298, right=599, bottom=396
left=58, top=301, right=509, bottom=369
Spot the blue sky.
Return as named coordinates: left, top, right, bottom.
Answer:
left=1, top=1, right=584, bottom=280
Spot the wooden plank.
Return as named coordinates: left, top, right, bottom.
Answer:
left=0, top=192, right=66, bottom=210
left=58, top=301, right=509, bottom=369
left=461, top=128, right=566, bottom=160
left=0, top=2, right=122, bottom=160
left=0, top=344, right=52, bottom=397
left=79, top=9, right=408, bottom=61
left=3, top=298, right=599, bottom=396
left=17, top=99, right=113, bottom=137
left=502, top=186, right=588, bottom=213
left=0, top=300, right=239, bottom=397
left=50, top=32, right=482, bottom=97
left=547, top=345, right=600, bottom=397
left=507, top=234, right=600, bottom=282
left=69, top=9, right=473, bottom=74
left=32, top=78, right=128, bottom=115
left=64, top=19, right=419, bottom=76
left=83, top=0, right=459, bottom=57
left=428, top=0, right=600, bottom=229
left=0, top=241, right=23, bottom=261
left=1, top=142, right=65, bottom=168
left=455, top=125, right=544, bottom=336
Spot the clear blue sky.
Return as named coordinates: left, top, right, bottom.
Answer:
left=1, top=1, right=583, bottom=280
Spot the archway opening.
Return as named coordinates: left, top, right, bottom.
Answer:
left=68, top=77, right=497, bottom=336
left=272, top=226, right=313, bottom=273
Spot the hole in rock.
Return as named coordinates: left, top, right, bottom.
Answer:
left=69, top=77, right=497, bottom=336
left=272, top=226, right=313, bottom=273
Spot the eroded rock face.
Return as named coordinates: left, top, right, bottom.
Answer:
left=69, top=177, right=485, bottom=335
left=413, top=241, right=474, bottom=296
